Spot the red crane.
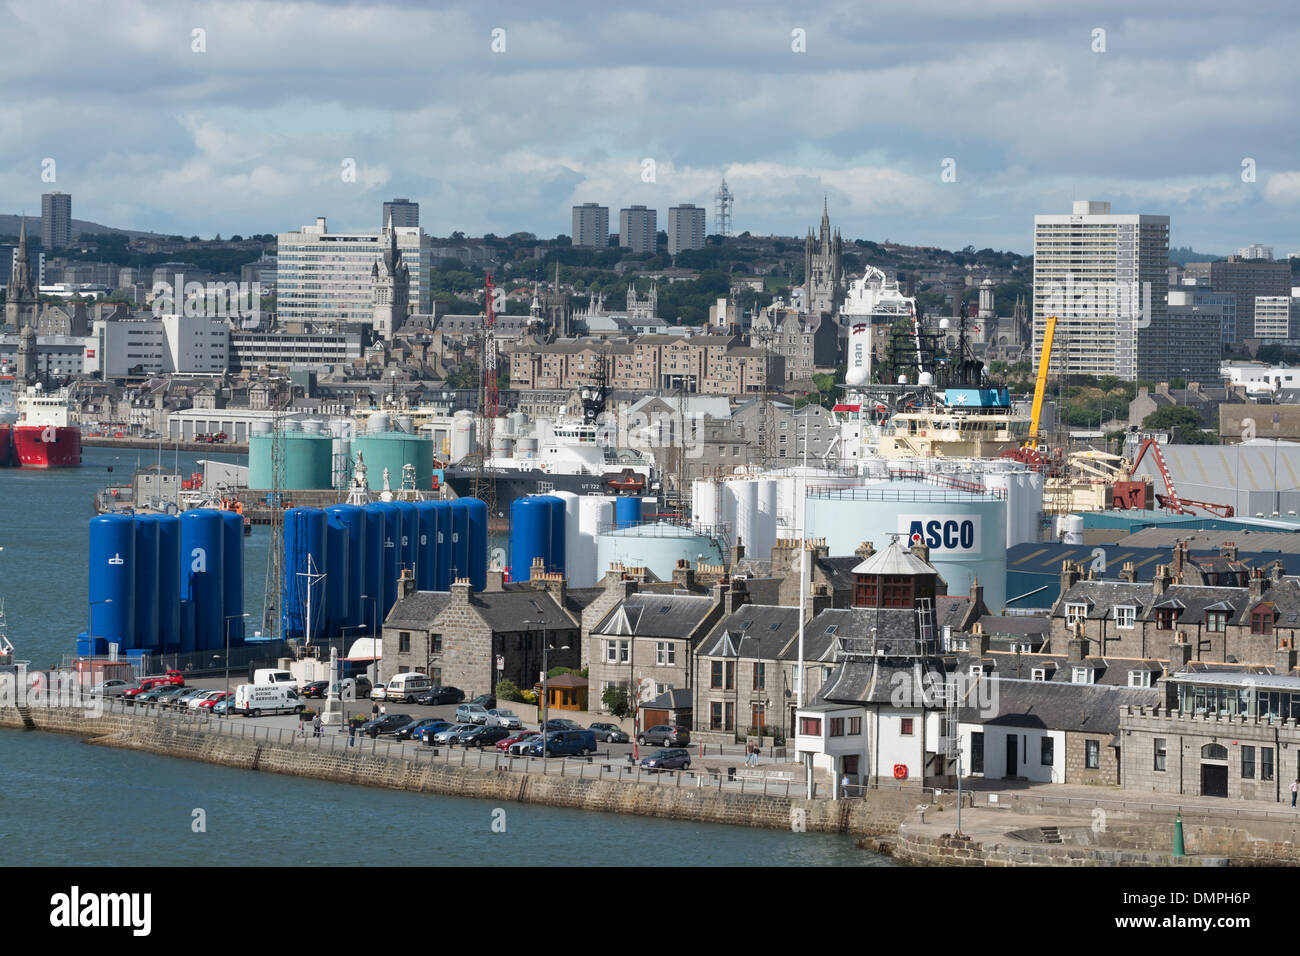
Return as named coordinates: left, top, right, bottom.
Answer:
left=1132, top=438, right=1235, bottom=518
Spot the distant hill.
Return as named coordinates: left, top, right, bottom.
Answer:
left=0, top=214, right=165, bottom=243
left=1169, top=246, right=1224, bottom=265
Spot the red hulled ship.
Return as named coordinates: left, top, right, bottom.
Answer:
left=10, top=381, right=81, bottom=469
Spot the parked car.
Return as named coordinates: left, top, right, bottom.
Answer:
left=640, top=748, right=692, bottom=772
left=301, top=680, right=330, bottom=699
left=90, top=679, right=132, bottom=698
left=430, top=723, right=477, bottom=745
left=542, top=718, right=582, bottom=732
left=455, top=703, right=489, bottom=725
left=188, top=690, right=227, bottom=710
left=588, top=722, right=629, bottom=743
left=416, top=686, right=464, bottom=706
left=132, top=686, right=175, bottom=706
left=470, top=694, right=496, bottom=709
left=352, top=676, right=373, bottom=698
left=417, top=721, right=455, bottom=745
left=523, top=730, right=598, bottom=758
left=172, top=687, right=213, bottom=709
left=369, top=684, right=388, bottom=702
left=484, top=708, right=521, bottom=729
left=390, top=717, right=444, bottom=741
left=637, top=724, right=690, bottom=747
left=197, top=692, right=231, bottom=712
left=497, top=730, right=538, bottom=752
left=212, top=697, right=235, bottom=716
left=357, top=714, right=412, bottom=738
left=153, top=687, right=192, bottom=707
left=458, top=725, right=512, bottom=749
left=507, top=733, right=542, bottom=756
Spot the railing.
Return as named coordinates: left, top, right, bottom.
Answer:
left=806, top=485, right=1004, bottom=503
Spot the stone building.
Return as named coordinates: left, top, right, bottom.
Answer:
left=381, top=572, right=585, bottom=699
left=803, top=201, right=843, bottom=316
left=1048, top=546, right=1298, bottom=666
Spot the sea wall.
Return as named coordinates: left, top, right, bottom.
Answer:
left=891, top=829, right=1229, bottom=867
left=0, top=706, right=928, bottom=836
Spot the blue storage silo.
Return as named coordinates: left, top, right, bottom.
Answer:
left=133, top=515, right=160, bottom=651
left=376, top=502, right=402, bottom=617
left=155, top=514, right=181, bottom=651
left=615, top=496, right=643, bottom=530
left=220, top=510, right=245, bottom=646
left=510, top=496, right=550, bottom=583
left=414, top=500, right=440, bottom=590
left=450, top=498, right=474, bottom=583
left=325, top=513, right=350, bottom=636
left=283, top=507, right=328, bottom=642
left=180, top=509, right=225, bottom=652
left=431, top=500, right=453, bottom=590
left=326, top=504, right=366, bottom=631
left=466, top=498, right=488, bottom=591
left=361, top=503, right=386, bottom=632
left=394, top=501, right=419, bottom=581
left=89, top=513, right=135, bottom=652
left=544, top=495, right=565, bottom=575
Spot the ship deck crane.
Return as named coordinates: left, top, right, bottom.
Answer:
left=1131, top=438, right=1235, bottom=518
left=1000, top=314, right=1056, bottom=468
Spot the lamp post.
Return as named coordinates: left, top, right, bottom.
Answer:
left=223, top=612, right=250, bottom=718
left=361, top=593, right=379, bottom=686
left=524, top=618, right=570, bottom=760
left=85, top=597, right=112, bottom=699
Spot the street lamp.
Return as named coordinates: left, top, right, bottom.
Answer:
left=224, top=613, right=250, bottom=718
left=360, top=593, right=380, bottom=686
left=524, top=618, right=570, bottom=760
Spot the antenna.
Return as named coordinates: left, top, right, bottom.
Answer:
left=714, top=178, right=734, bottom=238
left=262, top=385, right=287, bottom=644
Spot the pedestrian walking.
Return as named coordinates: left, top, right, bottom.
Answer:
left=349, top=722, right=356, bottom=747
left=297, top=716, right=305, bottom=738
left=1291, top=778, right=1298, bottom=808
left=312, top=713, right=322, bottom=738
left=380, top=703, right=387, bottom=716
left=841, top=772, right=851, bottom=794
left=371, top=702, right=379, bottom=718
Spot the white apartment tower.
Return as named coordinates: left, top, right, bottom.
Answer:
left=276, top=217, right=431, bottom=328
left=1032, top=200, right=1169, bottom=381
left=571, top=203, right=609, bottom=248
left=667, top=203, right=706, bottom=255
left=619, top=205, right=657, bottom=255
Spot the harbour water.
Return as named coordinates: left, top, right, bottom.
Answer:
left=0, top=447, right=888, bottom=866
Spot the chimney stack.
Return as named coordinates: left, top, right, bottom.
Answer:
left=1152, top=564, right=1172, bottom=596
left=1167, top=634, right=1192, bottom=672
left=1249, top=566, right=1268, bottom=600
left=400, top=567, right=417, bottom=600
left=450, top=577, right=471, bottom=606
left=724, top=577, right=749, bottom=615
left=672, top=558, right=697, bottom=590
left=1061, top=560, right=1082, bottom=594
left=1222, top=541, right=1238, bottom=562
left=1277, top=637, right=1297, bottom=678
left=855, top=540, right=876, bottom=560
left=1067, top=636, right=1088, bottom=664
left=1119, top=561, right=1136, bottom=583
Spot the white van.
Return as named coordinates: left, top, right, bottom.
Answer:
left=234, top=683, right=304, bottom=717
left=253, top=669, right=298, bottom=691
left=385, top=672, right=433, bottom=703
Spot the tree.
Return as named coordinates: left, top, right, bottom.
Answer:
left=495, top=679, right=526, bottom=703
left=601, top=683, right=632, bottom=720
left=1142, top=405, right=1216, bottom=444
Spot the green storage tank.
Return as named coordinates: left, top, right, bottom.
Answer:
left=353, top=432, right=435, bottom=491
left=249, top=432, right=335, bottom=490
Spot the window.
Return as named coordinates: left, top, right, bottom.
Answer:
left=430, top=633, right=442, bottom=654
left=1155, top=608, right=1177, bottom=630
left=900, top=717, right=915, bottom=735
left=1065, top=603, right=1088, bottom=625
left=1154, top=737, right=1167, bottom=772
left=1252, top=608, right=1274, bottom=635
left=1085, top=739, right=1100, bottom=770
left=1031, top=668, right=1047, bottom=681
left=398, top=632, right=411, bottom=653
left=753, top=662, right=766, bottom=689
left=1073, top=667, right=1094, bottom=685
left=829, top=718, right=845, bottom=737
left=1041, top=737, right=1054, bottom=766
left=1128, top=670, right=1152, bottom=688
left=724, top=661, right=735, bottom=690
left=655, top=642, right=676, bottom=666
left=711, top=661, right=723, bottom=689
left=1206, top=610, right=1228, bottom=632
left=1114, top=606, right=1136, bottom=629
left=1263, top=746, right=1275, bottom=781
left=605, top=639, right=629, bottom=664
left=1242, top=745, right=1256, bottom=779
left=848, top=716, right=861, bottom=735
left=799, top=716, right=821, bottom=736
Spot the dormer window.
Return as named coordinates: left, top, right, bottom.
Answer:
left=1072, top=666, right=1094, bottom=685
left=1206, top=610, right=1228, bottom=632
left=1156, top=608, right=1178, bottom=631
left=1065, top=603, right=1088, bottom=625
left=1031, top=667, right=1047, bottom=681
left=1114, top=606, right=1136, bottom=629
left=1128, top=670, right=1153, bottom=688
left=1251, top=607, right=1275, bottom=636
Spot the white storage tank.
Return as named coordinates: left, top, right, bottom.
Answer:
left=396, top=415, right=414, bottom=434
left=595, top=522, right=727, bottom=583
left=729, top=479, right=759, bottom=557
left=367, top=412, right=391, bottom=434
left=577, top=495, right=614, bottom=586
left=491, top=434, right=515, bottom=459
left=451, top=410, right=475, bottom=462
left=803, top=479, right=1009, bottom=610
left=516, top=436, right=539, bottom=459
left=755, top=478, right=778, bottom=562
left=692, top=479, right=721, bottom=528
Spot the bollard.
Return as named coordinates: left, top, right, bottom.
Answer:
left=1173, top=813, right=1186, bottom=857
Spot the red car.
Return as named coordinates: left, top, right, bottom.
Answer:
left=122, top=671, right=184, bottom=701
left=197, top=692, right=230, bottom=712
left=497, top=730, right=537, bottom=752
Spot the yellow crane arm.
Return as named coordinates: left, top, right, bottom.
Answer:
left=1028, top=315, right=1056, bottom=442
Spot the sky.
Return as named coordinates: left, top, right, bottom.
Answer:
left=2, top=0, right=1298, bottom=255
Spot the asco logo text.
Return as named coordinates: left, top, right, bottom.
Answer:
left=898, top=514, right=981, bottom=552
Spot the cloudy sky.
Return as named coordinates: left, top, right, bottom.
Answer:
left=2, top=0, right=1297, bottom=254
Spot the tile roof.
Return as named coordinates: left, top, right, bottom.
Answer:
left=957, top=679, right=1159, bottom=734
left=592, top=593, right=716, bottom=639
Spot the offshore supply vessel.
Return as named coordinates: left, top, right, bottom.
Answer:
left=5, top=380, right=82, bottom=469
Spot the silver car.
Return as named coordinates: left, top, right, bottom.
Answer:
left=431, top=723, right=477, bottom=745
left=485, top=708, right=521, bottom=729
left=507, top=733, right=542, bottom=756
